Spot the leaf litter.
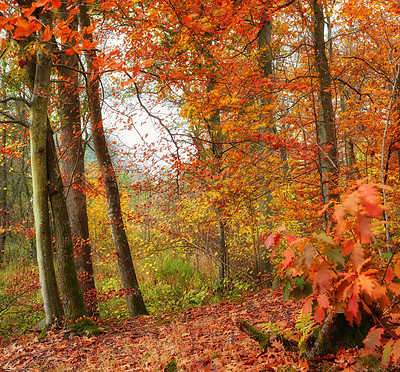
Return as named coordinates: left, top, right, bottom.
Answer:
left=0, top=289, right=376, bottom=371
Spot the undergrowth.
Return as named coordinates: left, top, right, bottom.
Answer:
left=94, top=251, right=255, bottom=318
left=0, top=260, right=43, bottom=340
left=0, top=248, right=256, bottom=339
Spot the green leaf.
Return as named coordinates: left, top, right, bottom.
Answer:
left=314, top=232, right=335, bottom=246
left=382, top=339, right=394, bottom=366
left=290, top=281, right=312, bottom=300
left=325, top=247, right=345, bottom=267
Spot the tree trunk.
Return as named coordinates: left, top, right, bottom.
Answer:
left=29, top=23, right=63, bottom=326
left=47, top=123, right=88, bottom=322
left=206, top=80, right=229, bottom=286
left=79, top=1, right=148, bottom=316
left=305, top=313, right=372, bottom=359
left=58, top=2, right=97, bottom=316
left=256, top=10, right=276, bottom=275
left=312, top=0, right=340, bottom=205
left=0, top=126, right=8, bottom=262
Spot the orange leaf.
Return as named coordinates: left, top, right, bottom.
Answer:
left=142, top=58, right=153, bottom=68
left=350, top=242, right=364, bottom=272
left=33, top=0, right=50, bottom=7
left=342, top=190, right=360, bottom=216
left=282, top=248, right=294, bottom=269
left=388, top=283, right=400, bottom=296
left=42, top=25, right=52, bottom=42
left=0, top=2, right=9, bottom=10
left=181, top=13, right=198, bottom=24
left=358, top=183, right=382, bottom=218
left=317, top=293, right=330, bottom=308
left=313, top=263, right=331, bottom=292
left=302, top=297, right=314, bottom=315
left=394, top=260, right=400, bottom=278
left=357, top=274, right=375, bottom=298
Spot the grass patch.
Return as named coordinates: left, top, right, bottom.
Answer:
left=0, top=261, right=43, bottom=340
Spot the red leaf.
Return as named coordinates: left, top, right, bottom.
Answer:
left=341, top=239, right=355, bottom=255
left=51, top=0, right=61, bottom=8
left=182, top=13, right=198, bottom=24
left=314, top=304, right=326, bottom=323
left=350, top=242, right=364, bottom=272
left=285, top=234, right=300, bottom=246
left=385, top=266, right=394, bottom=284
left=313, top=263, right=331, bottom=292
left=346, top=294, right=359, bottom=324
left=264, top=232, right=275, bottom=250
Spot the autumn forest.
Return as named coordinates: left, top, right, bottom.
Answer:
left=1, top=0, right=400, bottom=370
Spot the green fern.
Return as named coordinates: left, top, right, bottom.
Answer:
left=295, top=309, right=316, bottom=355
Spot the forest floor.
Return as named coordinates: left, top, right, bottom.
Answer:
left=0, top=289, right=377, bottom=371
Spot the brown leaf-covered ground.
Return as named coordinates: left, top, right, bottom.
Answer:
left=0, top=289, right=370, bottom=371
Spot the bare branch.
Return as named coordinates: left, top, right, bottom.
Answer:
left=0, top=96, right=31, bottom=107
left=0, top=110, right=29, bottom=128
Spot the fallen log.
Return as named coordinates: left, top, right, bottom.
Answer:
left=234, top=319, right=298, bottom=351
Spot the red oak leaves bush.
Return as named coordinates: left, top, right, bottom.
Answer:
left=273, top=180, right=400, bottom=365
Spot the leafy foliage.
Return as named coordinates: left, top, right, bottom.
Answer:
left=278, top=180, right=400, bottom=365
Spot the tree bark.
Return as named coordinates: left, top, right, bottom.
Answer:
left=58, top=1, right=97, bottom=316
left=47, top=122, right=88, bottom=322
left=256, top=10, right=276, bottom=275
left=79, top=1, right=148, bottom=316
left=29, top=22, right=63, bottom=325
left=312, top=0, right=340, bottom=204
left=206, top=78, right=229, bottom=286
left=0, top=126, right=8, bottom=262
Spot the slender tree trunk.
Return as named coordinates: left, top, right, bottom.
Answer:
left=79, top=1, right=148, bottom=316
left=206, top=78, right=229, bottom=285
left=58, top=2, right=97, bottom=316
left=0, top=127, right=8, bottom=262
left=16, top=1, right=88, bottom=325
left=47, top=123, right=88, bottom=322
left=256, top=10, right=276, bottom=275
left=29, top=20, right=63, bottom=325
left=312, top=0, right=340, bottom=204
